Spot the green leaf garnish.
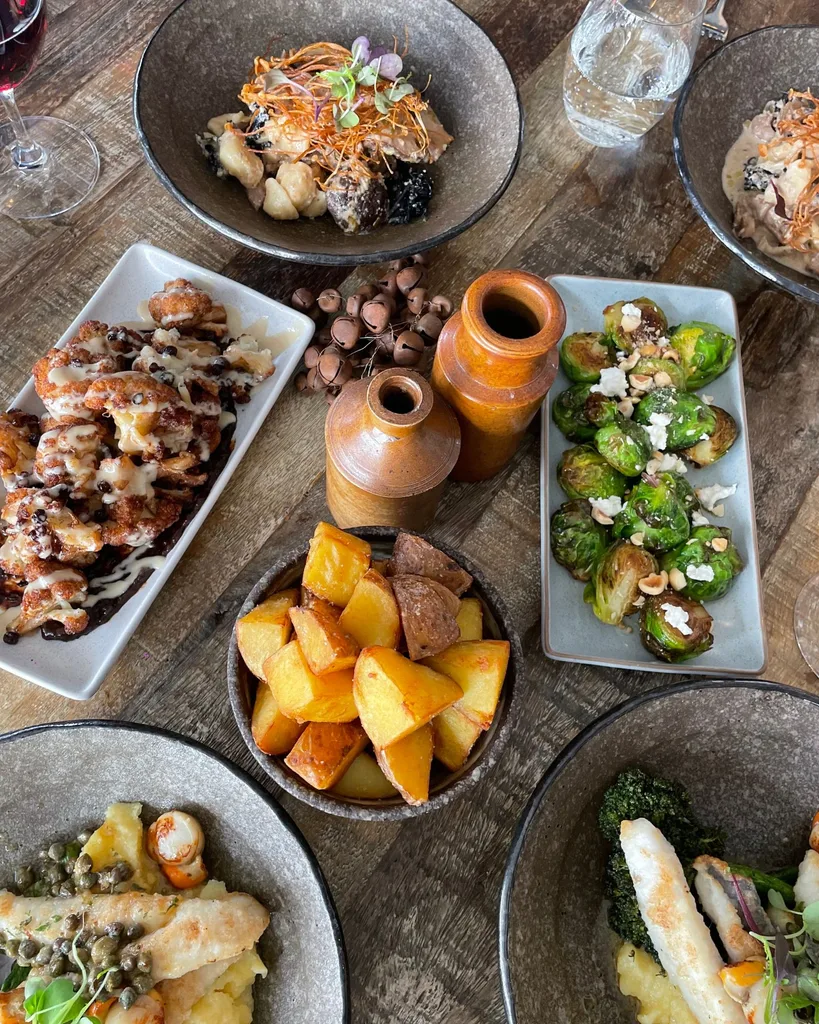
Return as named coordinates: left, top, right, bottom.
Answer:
left=1, top=962, right=30, bottom=992
left=802, top=901, right=819, bottom=940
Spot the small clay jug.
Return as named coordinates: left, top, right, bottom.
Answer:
left=325, top=367, right=461, bottom=530
left=431, top=269, right=566, bottom=481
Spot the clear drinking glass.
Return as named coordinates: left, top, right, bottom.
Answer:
left=795, top=576, right=819, bottom=678
left=563, top=0, right=706, bottom=148
left=0, top=0, right=100, bottom=220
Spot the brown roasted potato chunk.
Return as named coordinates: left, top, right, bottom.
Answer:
left=236, top=589, right=299, bottom=678
left=376, top=723, right=434, bottom=806
left=330, top=752, right=398, bottom=799
left=388, top=532, right=473, bottom=595
left=423, top=640, right=510, bottom=730
left=264, top=640, right=357, bottom=723
left=391, top=574, right=460, bottom=660
left=338, top=569, right=401, bottom=650
left=284, top=721, right=369, bottom=790
left=251, top=682, right=305, bottom=755
left=300, top=586, right=341, bottom=620
left=289, top=604, right=360, bottom=675
left=301, top=521, right=370, bottom=607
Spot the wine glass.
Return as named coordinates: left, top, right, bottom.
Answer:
left=795, top=576, right=819, bottom=677
left=0, top=0, right=99, bottom=219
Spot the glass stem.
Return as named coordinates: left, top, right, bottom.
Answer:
left=0, top=87, right=46, bottom=170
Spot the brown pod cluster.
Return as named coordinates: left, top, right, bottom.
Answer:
left=287, top=254, right=455, bottom=399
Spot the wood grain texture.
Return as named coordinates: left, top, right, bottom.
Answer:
left=1, top=1, right=819, bottom=1021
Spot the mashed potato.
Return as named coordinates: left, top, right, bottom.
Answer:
left=617, top=942, right=698, bottom=1024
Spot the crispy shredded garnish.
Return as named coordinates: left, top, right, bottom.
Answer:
left=760, top=89, right=819, bottom=252
left=237, top=42, right=434, bottom=184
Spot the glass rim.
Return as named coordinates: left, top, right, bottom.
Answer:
left=612, top=0, right=708, bottom=28
left=0, top=0, right=44, bottom=46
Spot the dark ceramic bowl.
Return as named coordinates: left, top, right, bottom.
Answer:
left=674, top=25, right=819, bottom=303
left=499, top=679, right=819, bottom=1024
left=228, top=526, right=521, bottom=820
left=134, top=0, right=522, bottom=265
left=0, top=720, right=349, bottom=1022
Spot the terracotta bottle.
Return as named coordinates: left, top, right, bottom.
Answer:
left=431, top=270, right=566, bottom=481
left=325, top=367, right=461, bottom=530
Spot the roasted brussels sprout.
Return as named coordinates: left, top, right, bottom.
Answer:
left=671, top=472, right=699, bottom=514
left=559, top=332, right=616, bottom=383
left=594, top=417, right=652, bottom=477
left=585, top=391, right=620, bottom=427
left=681, top=406, right=738, bottom=466
left=552, top=384, right=597, bottom=442
left=630, top=357, right=686, bottom=390
left=639, top=591, right=714, bottom=662
left=584, top=540, right=658, bottom=626
left=660, top=525, right=743, bottom=601
left=668, top=321, right=736, bottom=390
left=557, top=445, right=628, bottom=501
left=603, top=298, right=668, bottom=352
left=550, top=500, right=610, bottom=581
left=613, top=472, right=690, bottom=552
left=634, top=386, right=717, bottom=451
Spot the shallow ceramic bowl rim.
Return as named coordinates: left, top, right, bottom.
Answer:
left=673, top=24, right=819, bottom=304
left=227, top=526, right=522, bottom=820
left=0, top=717, right=351, bottom=1021
left=133, top=0, right=524, bottom=266
left=497, top=677, right=818, bottom=1024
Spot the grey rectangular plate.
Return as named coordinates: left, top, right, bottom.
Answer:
left=540, top=275, right=767, bottom=676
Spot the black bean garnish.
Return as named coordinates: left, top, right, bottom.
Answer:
left=33, top=509, right=47, bottom=523
left=3, top=631, right=20, bottom=645
left=149, top=362, right=161, bottom=373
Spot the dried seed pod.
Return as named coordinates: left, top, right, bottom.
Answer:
left=393, top=331, right=424, bottom=366
left=411, top=253, right=428, bottom=265
left=316, top=325, right=333, bottom=346
left=375, top=328, right=396, bottom=356
left=406, top=287, right=428, bottom=316
left=377, top=270, right=399, bottom=297
left=396, top=265, right=424, bottom=295
left=303, top=345, right=323, bottom=369
left=294, top=372, right=309, bottom=392
left=290, top=287, right=315, bottom=312
left=416, top=312, right=443, bottom=342
left=428, top=294, right=453, bottom=318
left=326, top=388, right=340, bottom=405
left=359, top=282, right=379, bottom=300
left=318, top=348, right=353, bottom=387
left=390, top=258, right=410, bottom=272
left=361, top=297, right=393, bottom=334
left=306, top=366, right=323, bottom=391
left=317, top=288, right=343, bottom=313
left=330, top=315, right=362, bottom=351
left=346, top=292, right=366, bottom=317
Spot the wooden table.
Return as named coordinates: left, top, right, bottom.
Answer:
left=2, top=1, right=819, bottom=1020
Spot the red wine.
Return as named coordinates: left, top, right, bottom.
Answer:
left=0, top=0, right=46, bottom=92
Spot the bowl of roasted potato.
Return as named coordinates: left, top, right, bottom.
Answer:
left=228, top=522, right=520, bottom=819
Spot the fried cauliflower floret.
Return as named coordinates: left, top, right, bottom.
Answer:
left=0, top=410, right=40, bottom=489
left=148, top=279, right=214, bottom=330
left=220, top=336, right=276, bottom=402
left=101, top=495, right=182, bottom=548
left=34, top=421, right=110, bottom=498
left=13, top=561, right=89, bottom=636
left=84, top=372, right=195, bottom=459
left=133, top=330, right=224, bottom=397
left=1, top=488, right=103, bottom=568
left=33, top=321, right=125, bottom=423
left=95, top=455, right=159, bottom=523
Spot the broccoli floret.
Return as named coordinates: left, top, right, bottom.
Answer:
left=600, top=768, right=725, bottom=960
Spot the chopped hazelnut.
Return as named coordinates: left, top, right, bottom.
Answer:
left=712, top=504, right=725, bottom=517
left=638, top=571, right=669, bottom=596
left=668, top=568, right=687, bottom=591
left=633, top=595, right=646, bottom=608
left=618, top=350, right=641, bottom=371
left=617, top=398, right=635, bottom=419
left=629, top=373, right=654, bottom=391
left=591, top=507, right=614, bottom=526
left=639, top=344, right=660, bottom=357
left=662, top=348, right=681, bottom=363
left=710, top=537, right=728, bottom=552
left=630, top=532, right=645, bottom=547
left=653, top=370, right=673, bottom=387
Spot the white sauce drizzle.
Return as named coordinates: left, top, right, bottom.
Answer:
left=83, top=548, right=167, bottom=608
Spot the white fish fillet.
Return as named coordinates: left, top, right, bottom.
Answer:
left=107, top=993, right=165, bottom=1024
left=692, top=856, right=766, bottom=962
left=795, top=849, right=819, bottom=908
left=620, top=819, right=746, bottom=1024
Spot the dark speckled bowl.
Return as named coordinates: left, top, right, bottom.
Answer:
left=0, top=721, right=349, bottom=1022
left=500, top=679, right=819, bottom=1024
left=228, top=526, right=521, bottom=820
left=134, top=0, right=522, bottom=265
left=674, top=25, right=819, bottom=303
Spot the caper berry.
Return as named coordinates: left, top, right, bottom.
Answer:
left=123, top=923, right=144, bottom=943
left=64, top=859, right=76, bottom=876
left=49, top=883, right=62, bottom=897
left=63, top=842, right=81, bottom=862
left=45, top=863, right=65, bottom=884
left=110, top=862, right=132, bottom=884
left=119, top=987, right=137, bottom=1010
left=19, top=939, right=36, bottom=960
left=77, top=828, right=95, bottom=845
left=136, top=951, right=152, bottom=974
left=104, top=969, right=123, bottom=992
left=62, top=914, right=80, bottom=936
left=91, top=936, right=118, bottom=963
left=96, top=870, right=113, bottom=890
left=74, top=853, right=93, bottom=875
left=58, top=882, right=75, bottom=899
left=132, top=972, right=153, bottom=995
left=119, top=953, right=137, bottom=973
left=53, top=937, right=72, bottom=956
left=65, top=972, right=82, bottom=990
left=6, top=938, right=19, bottom=957
left=35, top=946, right=52, bottom=966
left=102, top=953, right=119, bottom=970
left=13, top=866, right=34, bottom=891
left=47, top=843, right=65, bottom=863
left=105, top=922, right=124, bottom=941
left=76, top=927, right=94, bottom=947
left=71, top=946, right=90, bottom=966
left=77, top=871, right=98, bottom=891
left=49, top=954, right=66, bottom=977
left=37, top=849, right=50, bottom=862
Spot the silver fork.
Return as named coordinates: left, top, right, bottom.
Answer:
left=702, top=0, right=729, bottom=41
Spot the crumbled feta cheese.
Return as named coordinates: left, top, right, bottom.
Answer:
left=696, top=483, right=737, bottom=513
left=646, top=452, right=688, bottom=475
left=661, top=602, right=693, bottom=636
left=645, top=412, right=672, bottom=451
left=620, top=303, right=643, bottom=333
left=701, top=394, right=714, bottom=405
left=686, top=564, right=715, bottom=582
left=590, top=366, right=629, bottom=399
left=691, top=510, right=710, bottom=527
left=589, top=496, right=623, bottom=518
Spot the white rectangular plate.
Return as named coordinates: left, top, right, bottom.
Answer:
left=541, top=275, right=767, bottom=676
left=0, top=242, right=314, bottom=700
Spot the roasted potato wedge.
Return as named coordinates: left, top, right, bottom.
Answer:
left=300, top=586, right=342, bottom=620
left=456, top=598, right=483, bottom=642
left=251, top=682, right=305, bottom=755
left=264, top=640, right=357, bottom=723
left=388, top=532, right=473, bottom=595
left=338, top=569, right=402, bottom=650
left=376, top=723, right=434, bottom=805
left=284, top=721, right=369, bottom=790
left=353, top=646, right=463, bottom=749
left=371, top=559, right=390, bottom=575
left=236, top=588, right=299, bottom=678
left=431, top=705, right=483, bottom=771
left=391, top=574, right=460, bottom=660
left=289, top=604, right=360, bottom=675
left=423, top=640, right=510, bottom=730
left=302, top=521, right=371, bottom=607
left=330, top=752, right=398, bottom=799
